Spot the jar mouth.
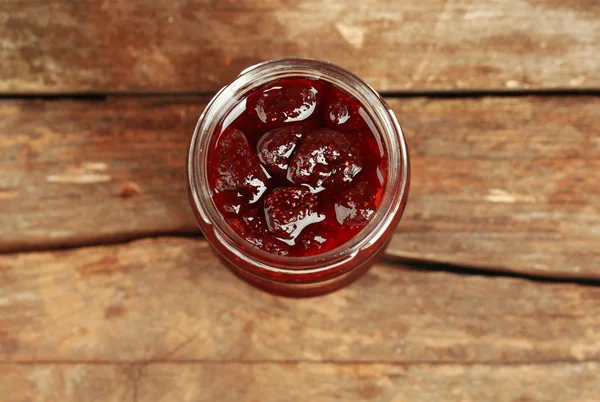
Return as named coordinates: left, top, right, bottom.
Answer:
left=188, top=57, right=410, bottom=274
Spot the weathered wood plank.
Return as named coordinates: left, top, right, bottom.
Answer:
left=1, top=96, right=599, bottom=278
left=0, top=98, right=202, bottom=251
left=1, top=238, right=599, bottom=363
left=1, top=362, right=598, bottom=402
left=0, top=364, right=134, bottom=402
left=1, top=0, right=599, bottom=93
left=138, top=363, right=600, bottom=402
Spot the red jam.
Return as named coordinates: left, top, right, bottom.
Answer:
left=208, top=78, right=387, bottom=257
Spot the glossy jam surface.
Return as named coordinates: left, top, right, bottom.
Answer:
left=208, top=78, right=387, bottom=257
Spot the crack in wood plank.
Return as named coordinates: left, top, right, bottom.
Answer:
left=2, top=359, right=600, bottom=366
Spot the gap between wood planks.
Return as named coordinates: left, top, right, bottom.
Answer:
left=3, top=358, right=600, bottom=366
left=0, top=88, right=599, bottom=100
left=2, top=230, right=600, bottom=288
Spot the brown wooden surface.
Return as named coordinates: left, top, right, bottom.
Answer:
left=2, top=363, right=599, bottom=402
left=1, top=238, right=599, bottom=363
left=2, top=0, right=600, bottom=93
left=2, top=1, right=600, bottom=400
left=0, top=364, right=134, bottom=402
left=2, top=96, right=598, bottom=278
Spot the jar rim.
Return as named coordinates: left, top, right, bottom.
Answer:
left=188, top=57, right=410, bottom=275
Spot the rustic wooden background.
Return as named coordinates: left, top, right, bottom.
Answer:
left=1, top=1, right=599, bottom=401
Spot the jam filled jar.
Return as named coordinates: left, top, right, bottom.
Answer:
left=188, top=58, right=410, bottom=296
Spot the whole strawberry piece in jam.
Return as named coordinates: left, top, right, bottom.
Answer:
left=287, top=129, right=362, bottom=193
left=241, top=208, right=268, bottom=236
left=257, top=125, right=305, bottom=177
left=296, top=225, right=335, bottom=256
left=325, top=88, right=366, bottom=132
left=264, top=187, right=324, bottom=239
left=213, top=129, right=267, bottom=204
left=250, top=79, right=323, bottom=127
left=227, top=217, right=289, bottom=256
left=334, top=182, right=377, bottom=228
left=247, top=235, right=290, bottom=256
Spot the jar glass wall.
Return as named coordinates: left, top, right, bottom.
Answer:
left=188, top=58, right=410, bottom=297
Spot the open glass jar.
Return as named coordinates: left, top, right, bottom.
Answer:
left=188, top=58, right=410, bottom=297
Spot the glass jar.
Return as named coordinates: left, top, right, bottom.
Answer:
left=188, top=58, right=410, bottom=297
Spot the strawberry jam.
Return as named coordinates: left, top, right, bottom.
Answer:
left=208, top=78, right=387, bottom=257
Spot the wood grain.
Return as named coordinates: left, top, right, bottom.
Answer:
left=0, top=98, right=202, bottom=251
left=1, top=237, right=599, bottom=363
left=1, top=362, right=599, bottom=402
left=138, top=363, right=600, bottom=402
left=0, top=364, right=134, bottom=402
left=2, top=0, right=599, bottom=93
left=1, top=96, right=598, bottom=278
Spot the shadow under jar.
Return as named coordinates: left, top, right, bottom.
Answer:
left=188, top=58, right=410, bottom=297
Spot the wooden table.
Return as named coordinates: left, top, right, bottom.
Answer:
left=1, top=1, right=599, bottom=401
